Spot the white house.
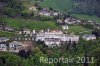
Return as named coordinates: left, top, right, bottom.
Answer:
left=62, top=25, right=69, bottom=30
left=64, top=18, right=76, bottom=25
left=44, top=38, right=61, bottom=47
left=9, top=41, right=22, bottom=52
left=5, top=27, right=14, bottom=31
left=0, top=37, right=9, bottom=42
left=33, top=30, right=36, bottom=34
left=19, top=29, right=31, bottom=35
left=39, top=8, right=52, bottom=16
left=52, top=12, right=59, bottom=16
left=0, top=42, right=8, bottom=51
left=76, top=20, right=81, bottom=23
left=61, top=34, right=79, bottom=42
left=82, top=35, right=96, bottom=41
left=39, top=11, right=52, bottom=16
left=23, top=29, right=31, bottom=35
left=57, top=19, right=65, bottom=24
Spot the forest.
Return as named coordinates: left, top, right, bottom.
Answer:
left=72, top=0, right=100, bottom=17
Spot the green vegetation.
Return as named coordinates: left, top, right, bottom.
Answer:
left=68, top=25, right=91, bottom=34
left=0, top=31, right=15, bottom=37
left=33, top=0, right=73, bottom=13
left=3, top=17, right=60, bottom=30
left=0, top=38, right=100, bottom=66
left=72, top=14, right=100, bottom=23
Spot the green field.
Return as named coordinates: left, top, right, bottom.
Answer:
left=3, top=17, right=60, bottom=30
left=72, top=14, right=100, bottom=23
left=68, top=25, right=91, bottom=34
left=0, top=31, right=15, bottom=37
left=33, top=0, right=73, bottom=13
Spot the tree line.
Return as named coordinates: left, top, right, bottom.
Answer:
left=72, top=0, right=100, bottom=17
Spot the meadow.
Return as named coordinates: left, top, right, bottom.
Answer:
left=32, top=0, right=73, bottom=13
left=3, top=17, right=60, bottom=30
left=72, top=14, right=100, bottom=23
left=68, top=25, right=91, bottom=34
left=0, top=31, right=15, bottom=37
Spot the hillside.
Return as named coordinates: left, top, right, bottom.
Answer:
left=33, top=0, right=73, bottom=13
left=33, top=0, right=100, bottom=17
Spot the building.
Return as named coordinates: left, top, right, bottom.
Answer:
left=61, top=34, right=79, bottom=42
left=5, top=27, right=14, bottom=31
left=35, top=30, right=79, bottom=47
left=0, top=42, right=8, bottom=51
left=62, top=25, right=69, bottom=30
left=82, top=34, right=96, bottom=41
left=19, top=29, right=31, bottom=36
left=64, top=18, right=76, bottom=25
left=52, top=11, right=59, bottom=16
left=9, top=41, right=23, bottom=52
left=0, top=37, right=9, bottom=42
left=44, top=38, right=61, bottom=47
left=39, top=8, right=52, bottom=16
left=57, top=19, right=65, bottom=25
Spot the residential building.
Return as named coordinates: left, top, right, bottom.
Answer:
left=39, top=8, right=52, bottom=16
left=57, top=19, right=65, bottom=25
left=44, top=38, right=61, bottom=47
left=0, top=37, right=9, bottom=42
left=4, top=27, right=14, bottom=31
left=52, top=11, right=59, bottom=16
left=64, top=18, right=76, bottom=25
left=35, top=30, right=79, bottom=47
left=9, top=41, right=23, bottom=52
left=62, top=25, right=69, bottom=30
left=0, top=42, right=8, bottom=51
left=19, top=29, right=31, bottom=36
left=82, top=34, right=96, bottom=41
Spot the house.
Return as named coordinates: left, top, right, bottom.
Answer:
left=19, top=29, right=31, bottom=36
left=35, top=29, right=63, bottom=41
left=39, top=8, right=52, bottom=16
left=87, top=20, right=93, bottom=23
left=82, top=34, right=96, bottom=41
left=52, top=11, right=59, bottom=16
left=57, top=19, right=65, bottom=25
left=32, top=30, right=36, bottom=34
left=9, top=41, right=23, bottom=52
left=23, top=29, right=31, bottom=35
left=76, top=20, right=81, bottom=23
left=61, top=34, right=79, bottom=42
left=4, top=27, right=14, bottom=31
left=62, top=25, right=69, bottom=30
left=44, top=38, right=61, bottom=47
left=0, top=42, right=8, bottom=51
left=0, top=37, right=9, bottom=42
left=64, top=18, right=76, bottom=25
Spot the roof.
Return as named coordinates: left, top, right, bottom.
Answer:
left=9, top=41, right=22, bottom=45
left=0, top=37, right=9, bottom=41
left=82, top=34, right=96, bottom=38
left=45, top=38, right=60, bottom=42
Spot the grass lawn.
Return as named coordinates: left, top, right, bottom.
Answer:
left=72, top=14, right=100, bottom=23
left=68, top=25, right=91, bottom=34
left=0, top=31, right=15, bottom=37
left=3, top=17, right=60, bottom=30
